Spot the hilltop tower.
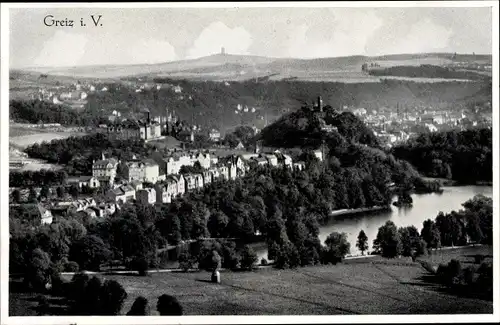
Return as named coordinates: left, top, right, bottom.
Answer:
left=221, top=47, right=226, bottom=55
left=317, top=96, right=323, bottom=112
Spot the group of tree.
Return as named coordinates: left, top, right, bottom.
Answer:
left=35, top=270, right=184, bottom=315
left=367, top=64, right=489, bottom=81
left=23, top=133, right=152, bottom=174
left=372, top=194, right=492, bottom=258
left=10, top=99, right=106, bottom=126
left=392, top=128, right=492, bottom=184
left=258, top=108, right=380, bottom=149
left=10, top=170, right=68, bottom=188
left=435, top=258, right=492, bottom=301
left=223, top=125, right=257, bottom=148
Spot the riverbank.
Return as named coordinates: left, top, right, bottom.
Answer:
left=422, top=177, right=493, bottom=187
left=330, top=205, right=391, bottom=218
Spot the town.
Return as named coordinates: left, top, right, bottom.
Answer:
left=6, top=4, right=495, bottom=319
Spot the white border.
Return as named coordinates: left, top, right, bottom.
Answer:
left=1, top=2, right=499, bottom=324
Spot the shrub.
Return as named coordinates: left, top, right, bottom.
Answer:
left=127, top=296, right=150, bottom=316
left=36, top=295, right=50, bottom=316
left=99, top=279, right=128, bottom=315
left=130, top=256, right=149, bottom=276
left=178, top=251, right=195, bottom=272
left=157, top=294, right=183, bottom=316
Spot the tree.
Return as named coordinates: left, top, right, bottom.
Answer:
left=127, top=296, right=150, bottom=316
left=130, top=256, right=149, bottom=276
left=356, top=230, right=369, bottom=255
left=28, top=187, right=38, bottom=203
left=156, top=294, right=183, bottom=316
left=324, top=232, right=351, bottom=264
left=398, top=226, right=420, bottom=257
left=99, top=279, right=128, bottom=315
left=169, top=215, right=182, bottom=244
left=178, top=250, right=195, bottom=272
left=239, top=245, right=258, bottom=270
left=56, top=186, right=65, bottom=198
left=466, top=214, right=484, bottom=244
left=25, top=248, right=51, bottom=292
left=40, top=185, right=50, bottom=199
left=373, top=221, right=402, bottom=258
left=69, top=234, right=112, bottom=271
left=274, top=241, right=300, bottom=269
left=69, top=184, right=79, bottom=199
left=207, top=210, right=229, bottom=238
left=11, top=189, right=21, bottom=203
left=421, top=219, right=441, bottom=249
left=75, top=276, right=103, bottom=315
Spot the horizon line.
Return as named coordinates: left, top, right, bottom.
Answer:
left=10, top=51, right=493, bottom=71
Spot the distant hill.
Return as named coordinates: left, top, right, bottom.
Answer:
left=15, top=52, right=492, bottom=81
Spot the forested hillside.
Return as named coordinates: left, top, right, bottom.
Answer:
left=392, top=128, right=492, bottom=184
left=86, top=79, right=489, bottom=132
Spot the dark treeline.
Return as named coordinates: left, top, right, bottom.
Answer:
left=368, top=65, right=489, bottom=81
left=9, top=100, right=106, bottom=126
left=391, top=128, right=492, bottom=184
left=23, top=133, right=152, bottom=174
left=86, top=79, right=489, bottom=132
left=373, top=194, right=492, bottom=300
left=10, top=170, right=68, bottom=188
left=374, top=194, right=493, bottom=259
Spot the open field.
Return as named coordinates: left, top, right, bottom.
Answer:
left=9, top=126, right=88, bottom=149
left=10, top=246, right=492, bottom=316
left=10, top=133, right=74, bottom=149
left=147, top=136, right=182, bottom=149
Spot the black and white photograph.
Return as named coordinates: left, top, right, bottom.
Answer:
left=0, top=2, right=498, bottom=324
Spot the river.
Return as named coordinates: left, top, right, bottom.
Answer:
left=253, top=186, right=493, bottom=261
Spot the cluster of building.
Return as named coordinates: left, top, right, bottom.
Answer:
left=347, top=103, right=492, bottom=148
left=16, top=146, right=318, bottom=225
left=31, top=81, right=109, bottom=110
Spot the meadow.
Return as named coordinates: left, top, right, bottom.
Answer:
left=10, top=246, right=492, bottom=316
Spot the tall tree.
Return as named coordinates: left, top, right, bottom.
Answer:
left=324, top=232, right=351, bottom=264
left=373, top=221, right=402, bottom=258
left=421, top=219, right=441, bottom=249
left=356, top=230, right=369, bottom=255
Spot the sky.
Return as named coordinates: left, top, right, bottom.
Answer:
left=9, top=6, right=493, bottom=68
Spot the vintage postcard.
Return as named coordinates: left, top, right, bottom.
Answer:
left=1, top=1, right=498, bottom=324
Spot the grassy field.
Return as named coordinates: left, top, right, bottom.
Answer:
left=147, top=136, right=182, bottom=149
left=10, top=246, right=492, bottom=316
left=9, top=126, right=87, bottom=149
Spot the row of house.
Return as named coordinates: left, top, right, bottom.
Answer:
left=13, top=148, right=313, bottom=224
